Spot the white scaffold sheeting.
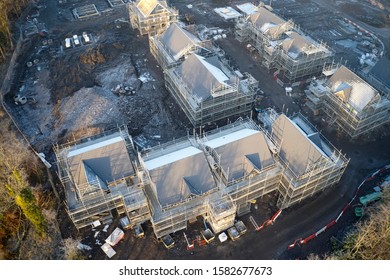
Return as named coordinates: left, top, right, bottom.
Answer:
left=105, top=227, right=124, bottom=246
left=236, top=3, right=259, bottom=15
left=101, top=243, right=116, bottom=258
left=214, top=7, right=242, bottom=20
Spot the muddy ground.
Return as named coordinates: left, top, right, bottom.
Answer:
left=2, top=0, right=390, bottom=260
left=6, top=1, right=190, bottom=156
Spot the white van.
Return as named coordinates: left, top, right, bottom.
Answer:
left=73, top=34, right=80, bottom=46
left=65, top=38, right=71, bottom=48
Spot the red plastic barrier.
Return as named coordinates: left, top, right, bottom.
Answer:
left=271, top=209, right=282, bottom=223
left=326, top=220, right=336, bottom=230
left=341, top=204, right=350, bottom=213
left=365, top=176, right=374, bottom=182
left=336, top=211, right=343, bottom=223
left=288, top=239, right=302, bottom=249
left=300, top=234, right=316, bottom=244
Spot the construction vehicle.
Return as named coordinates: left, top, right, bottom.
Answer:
left=354, top=207, right=364, bottom=217
left=359, top=191, right=382, bottom=206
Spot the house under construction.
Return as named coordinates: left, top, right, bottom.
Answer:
left=164, top=52, right=258, bottom=126
left=129, top=0, right=178, bottom=36
left=54, top=128, right=151, bottom=230
left=55, top=112, right=348, bottom=239
left=235, top=5, right=333, bottom=83
left=306, top=65, right=390, bottom=138
left=259, top=109, right=349, bottom=207
left=149, top=23, right=258, bottom=126
left=149, top=23, right=213, bottom=69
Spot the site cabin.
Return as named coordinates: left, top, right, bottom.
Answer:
left=101, top=243, right=116, bottom=258
left=359, top=192, right=382, bottom=206
left=105, top=227, right=125, bottom=246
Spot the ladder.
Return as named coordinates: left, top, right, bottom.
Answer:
left=249, top=216, right=261, bottom=231
left=183, top=232, right=194, bottom=250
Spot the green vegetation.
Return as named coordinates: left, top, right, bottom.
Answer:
left=0, top=113, right=48, bottom=258
left=337, top=188, right=390, bottom=259
left=15, top=186, right=46, bottom=237
left=310, top=187, right=390, bottom=260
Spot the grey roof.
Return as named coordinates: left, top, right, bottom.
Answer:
left=272, top=114, right=325, bottom=177
left=160, top=23, right=200, bottom=61
left=327, top=66, right=378, bottom=112
left=145, top=143, right=216, bottom=207
left=369, top=58, right=390, bottom=89
left=281, top=32, right=317, bottom=59
left=136, top=0, right=168, bottom=18
left=204, top=129, right=274, bottom=181
left=66, top=133, right=134, bottom=188
left=249, top=7, right=286, bottom=37
left=176, top=54, right=231, bottom=101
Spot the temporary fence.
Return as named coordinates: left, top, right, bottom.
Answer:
left=288, top=164, right=390, bottom=249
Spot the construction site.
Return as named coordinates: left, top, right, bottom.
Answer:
left=129, top=0, right=179, bottom=36
left=306, top=64, right=390, bottom=138
left=235, top=4, right=333, bottom=84
left=2, top=0, right=390, bottom=260
left=150, top=22, right=259, bottom=126
left=54, top=110, right=348, bottom=254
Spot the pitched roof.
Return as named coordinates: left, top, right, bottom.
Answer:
left=136, top=0, right=167, bottom=18
left=281, top=32, right=320, bottom=59
left=176, top=54, right=231, bottom=101
left=272, top=114, right=326, bottom=177
left=249, top=7, right=286, bottom=37
left=160, top=23, right=200, bottom=61
left=66, top=133, right=134, bottom=189
left=144, top=144, right=216, bottom=207
left=327, top=66, right=378, bottom=112
left=203, top=128, right=274, bottom=181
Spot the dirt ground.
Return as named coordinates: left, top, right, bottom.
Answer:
left=5, top=1, right=190, bottom=155
left=3, top=0, right=390, bottom=260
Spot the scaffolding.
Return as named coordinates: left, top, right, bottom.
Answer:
left=55, top=115, right=349, bottom=237
left=207, top=196, right=237, bottom=233
left=234, top=7, right=333, bottom=83
left=149, top=25, right=213, bottom=69
left=164, top=59, right=258, bottom=126
left=307, top=66, right=390, bottom=138
left=264, top=110, right=349, bottom=208
left=129, top=0, right=178, bottom=36
left=54, top=126, right=150, bottom=230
